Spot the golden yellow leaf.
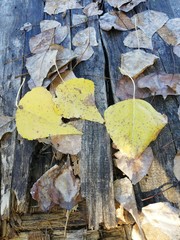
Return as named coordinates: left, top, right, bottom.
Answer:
left=104, top=99, right=167, bottom=158
left=54, top=78, right=104, bottom=123
left=16, top=87, right=81, bottom=140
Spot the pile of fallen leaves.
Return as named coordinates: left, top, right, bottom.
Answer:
left=1, top=0, right=180, bottom=239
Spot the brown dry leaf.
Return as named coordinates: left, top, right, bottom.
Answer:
left=123, top=29, right=153, bottom=50
left=100, top=11, right=134, bottom=31
left=131, top=10, right=169, bottom=37
left=173, top=45, right=180, bottom=57
left=173, top=151, right=180, bottom=181
left=30, top=164, right=81, bottom=211
left=137, top=73, right=180, bottom=99
left=114, top=178, right=145, bottom=239
left=55, top=25, right=68, bottom=44
left=72, top=14, right=87, bottom=26
left=29, top=29, right=54, bottom=54
left=51, top=120, right=83, bottom=155
left=44, top=0, right=83, bottom=15
left=40, top=20, right=60, bottom=32
left=134, top=202, right=180, bottom=240
left=26, top=49, right=58, bottom=87
left=120, top=49, right=158, bottom=78
left=115, top=76, right=151, bottom=100
left=119, top=0, right=146, bottom=12
left=56, top=47, right=77, bottom=68
left=0, top=116, right=15, bottom=140
left=114, top=147, right=154, bottom=184
left=158, top=18, right=180, bottom=45
left=72, top=27, right=98, bottom=47
left=83, top=2, right=103, bottom=16
left=107, top=0, right=129, bottom=8
left=116, top=204, right=135, bottom=225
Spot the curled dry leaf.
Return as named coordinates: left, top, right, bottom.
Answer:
left=173, top=45, right=180, bottom=58
left=51, top=120, right=83, bottom=155
left=16, top=87, right=81, bottom=140
left=134, top=202, right=180, bottom=240
left=44, top=0, right=83, bottom=15
left=31, top=164, right=81, bottom=211
left=104, top=99, right=167, bottom=158
left=26, top=49, right=58, bottom=87
left=123, top=29, right=153, bottom=50
left=131, top=10, right=169, bottom=37
left=114, top=147, right=154, bottom=184
left=158, top=18, right=180, bottom=45
left=115, top=76, right=151, bottom=100
left=173, top=151, right=180, bottom=181
left=137, top=73, right=180, bottom=99
left=100, top=11, right=134, bottom=31
left=0, top=116, right=15, bottom=140
left=120, top=49, right=158, bottom=78
left=54, top=78, right=104, bottom=123
left=119, top=0, right=146, bottom=12
left=72, top=27, right=98, bottom=47
left=83, top=2, right=103, bottom=16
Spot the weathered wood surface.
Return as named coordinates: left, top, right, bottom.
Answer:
left=0, top=0, right=180, bottom=239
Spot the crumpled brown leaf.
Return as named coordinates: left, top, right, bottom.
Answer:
left=83, top=2, right=103, bottom=16
left=100, top=11, right=134, bottom=31
left=26, top=49, right=58, bottom=87
left=30, top=163, right=81, bottom=211
left=44, top=0, right=83, bottom=15
left=0, top=116, right=15, bottom=140
left=114, top=147, right=154, bottom=184
left=72, top=14, right=87, bottom=26
left=137, top=73, right=180, bottom=99
left=158, top=18, right=180, bottom=45
left=123, top=29, right=153, bottom=50
left=132, top=202, right=180, bottom=240
left=107, top=0, right=129, bottom=9
left=115, top=76, right=151, bottom=100
left=40, top=20, right=60, bottom=32
left=131, top=10, right=169, bottom=37
left=120, top=49, right=158, bottom=78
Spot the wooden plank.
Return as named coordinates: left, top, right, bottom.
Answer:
left=71, top=0, right=116, bottom=229
left=100, top=0, right=180, bottom=210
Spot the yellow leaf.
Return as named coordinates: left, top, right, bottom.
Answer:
left=54, top=78, right=104, bottom=123
left=104, top=99, right=167, bottom=158
left=16, top=87, right=81, bottom=140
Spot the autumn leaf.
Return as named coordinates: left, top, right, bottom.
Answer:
left=54, top=78, right=104, bottom=124
left=100, top=12, right=134, bottom=31
left=106, top=0, right=129, bottom=9
left=120, top=49, right=158, bottom=78
left=131, top=10, right=169, bottom=37
left=123, top=29, right=153, bottom=50
left=132, top=202, right=180, bottom=240
left=104, top=99, right=167, bottom=158
left=119, top=0, right=146, bottom=12
left=137, top=73, right=180, bottom=99
left=83, top=2, right=103, bottom=17
left=0, top=116, right=15, bottom=140
left=44, top=0, right=83, bottom=15
left=26, top=49, right=58, bottom=87
left=40, top=20, right=60, bottom=32
left=16, top=87, right=81, bottom=140
left=158, top=18, right=180, bottom=45
left=173, top=45, right=180, bottom=58
left=31, top=164, right=81, bottom=211
left=173, top=151, right=180, bottom=181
